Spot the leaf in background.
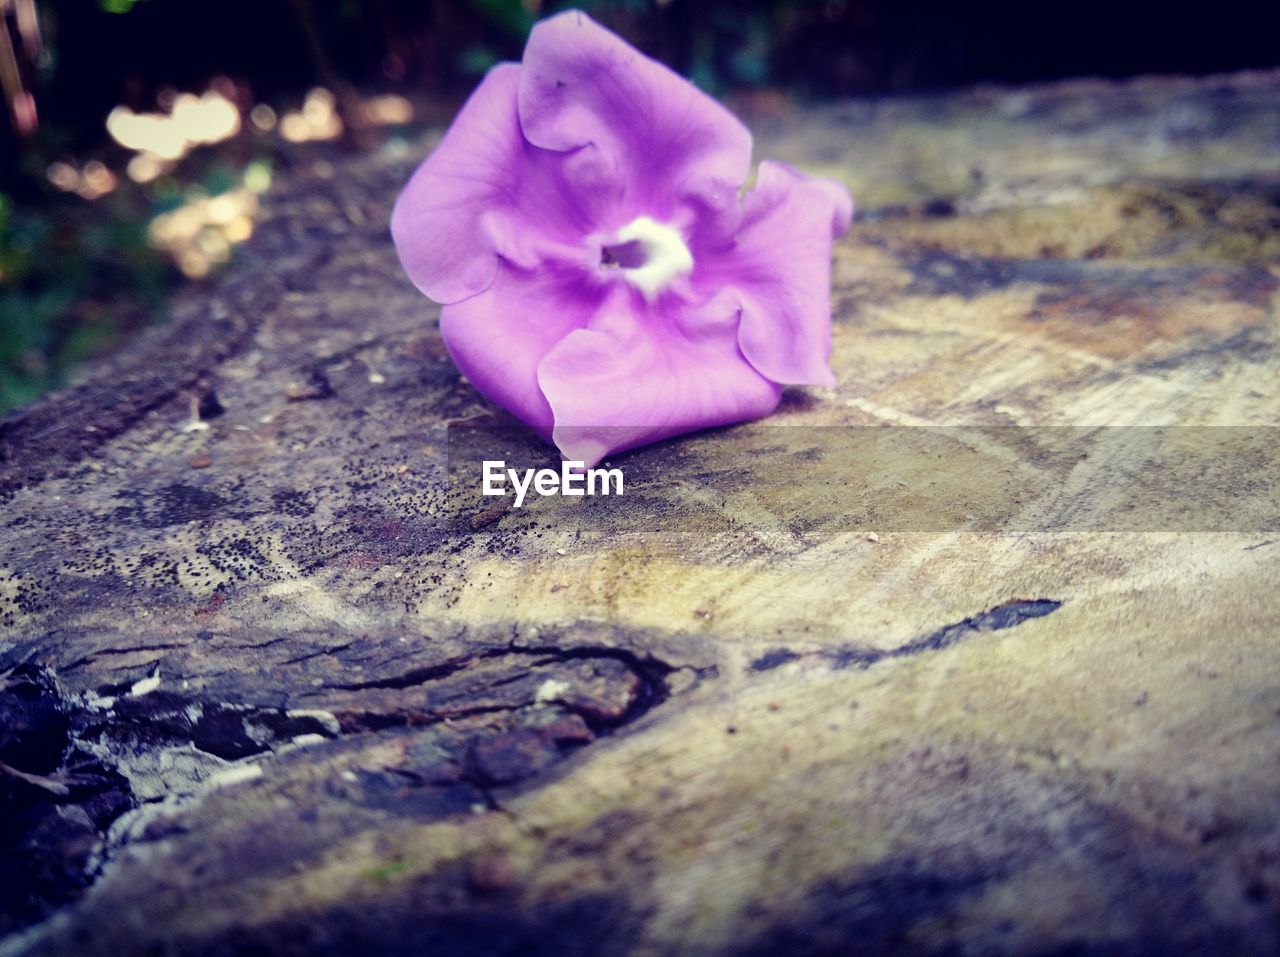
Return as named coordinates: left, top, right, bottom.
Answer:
left=458, top=45, right=501, bottom=78
left=98, top=0, right=146, bottom=14
left=468, top=0, right=536, bottom=39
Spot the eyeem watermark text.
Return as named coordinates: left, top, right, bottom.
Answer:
left=483, top=460, right=624, bottom=508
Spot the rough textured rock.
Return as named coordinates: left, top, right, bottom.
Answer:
left=1, top=71, right=1279, bottom=955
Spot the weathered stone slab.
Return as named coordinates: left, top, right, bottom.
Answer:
left=1, top=71, right=1278, bottom=955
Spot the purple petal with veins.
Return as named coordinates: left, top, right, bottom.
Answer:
left=392, top=10, right=852, bottom=467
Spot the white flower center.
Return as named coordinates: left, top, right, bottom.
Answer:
left=600, top=216, right=693, bottom=301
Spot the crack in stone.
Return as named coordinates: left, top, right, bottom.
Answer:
left=751, top=599, right=1064, bottom=673
left=0, top=637, right=702, bottom=938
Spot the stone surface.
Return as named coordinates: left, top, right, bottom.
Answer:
left=1, top=71, right=1279, bottom=955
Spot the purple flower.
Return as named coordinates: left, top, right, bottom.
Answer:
left=392, top=10, right=851, bottom=467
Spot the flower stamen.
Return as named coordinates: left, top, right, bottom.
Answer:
left=600, top=216, right=693, bottom=301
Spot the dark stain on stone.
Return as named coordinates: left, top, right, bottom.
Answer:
left=285, top=368, right=335, bottom=402
left=2, top=677, right=348, bottom=932
left=1130, top=326, right=1275, bottom=375
left=104, top=693, right=337, bottom=762
left=113, top=481, right=228, bottom=529
left=754, top=600, right=1061, bottom=675
left=751, top=648, right=802, bottom=672
left=727, top=779, right=1261, bottom=957
left=347, top=768, right=487, bottom=821
left=196, top=389, right=226, bottom=420
left=190, top=708, right=267, bottom=761
left=777, top=389, right=821, bottom=413
left=867, top=197, right=958, bottom=221
left=271, top=488, right=315, bottom=518
left=732, top=860, right=991, bottom=957
left=1031, top=262, right=1276, bottom=319
left=901, top=248, right=1024, bottom=297
left=833, top=598, right=1062, bottom=669
left=470, top=728, right=560, bottom=786
left=195, top=890, right=644, bottom=957
left=0, top=662, right=134, bottom=938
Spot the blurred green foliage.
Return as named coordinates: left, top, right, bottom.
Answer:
left=468, top=0, right=538, bottom=39
left=0, top=184, right=173, bottom=414
left=464, top=0, right=776, bottom=92
left=99, top=0, right=148, bottom=13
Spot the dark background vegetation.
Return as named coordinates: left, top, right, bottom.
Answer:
left=1, top=0, right=1278, bottom=412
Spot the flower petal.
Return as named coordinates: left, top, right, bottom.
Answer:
left=537, top=290, right=782, bottom=467
left=699, top=161, right=852, bottom=387
left=391, top=63, right=602, bottom=306
left=440, top=263, right=605, bottom=430
left=517, top=11, right=752, bottom=230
